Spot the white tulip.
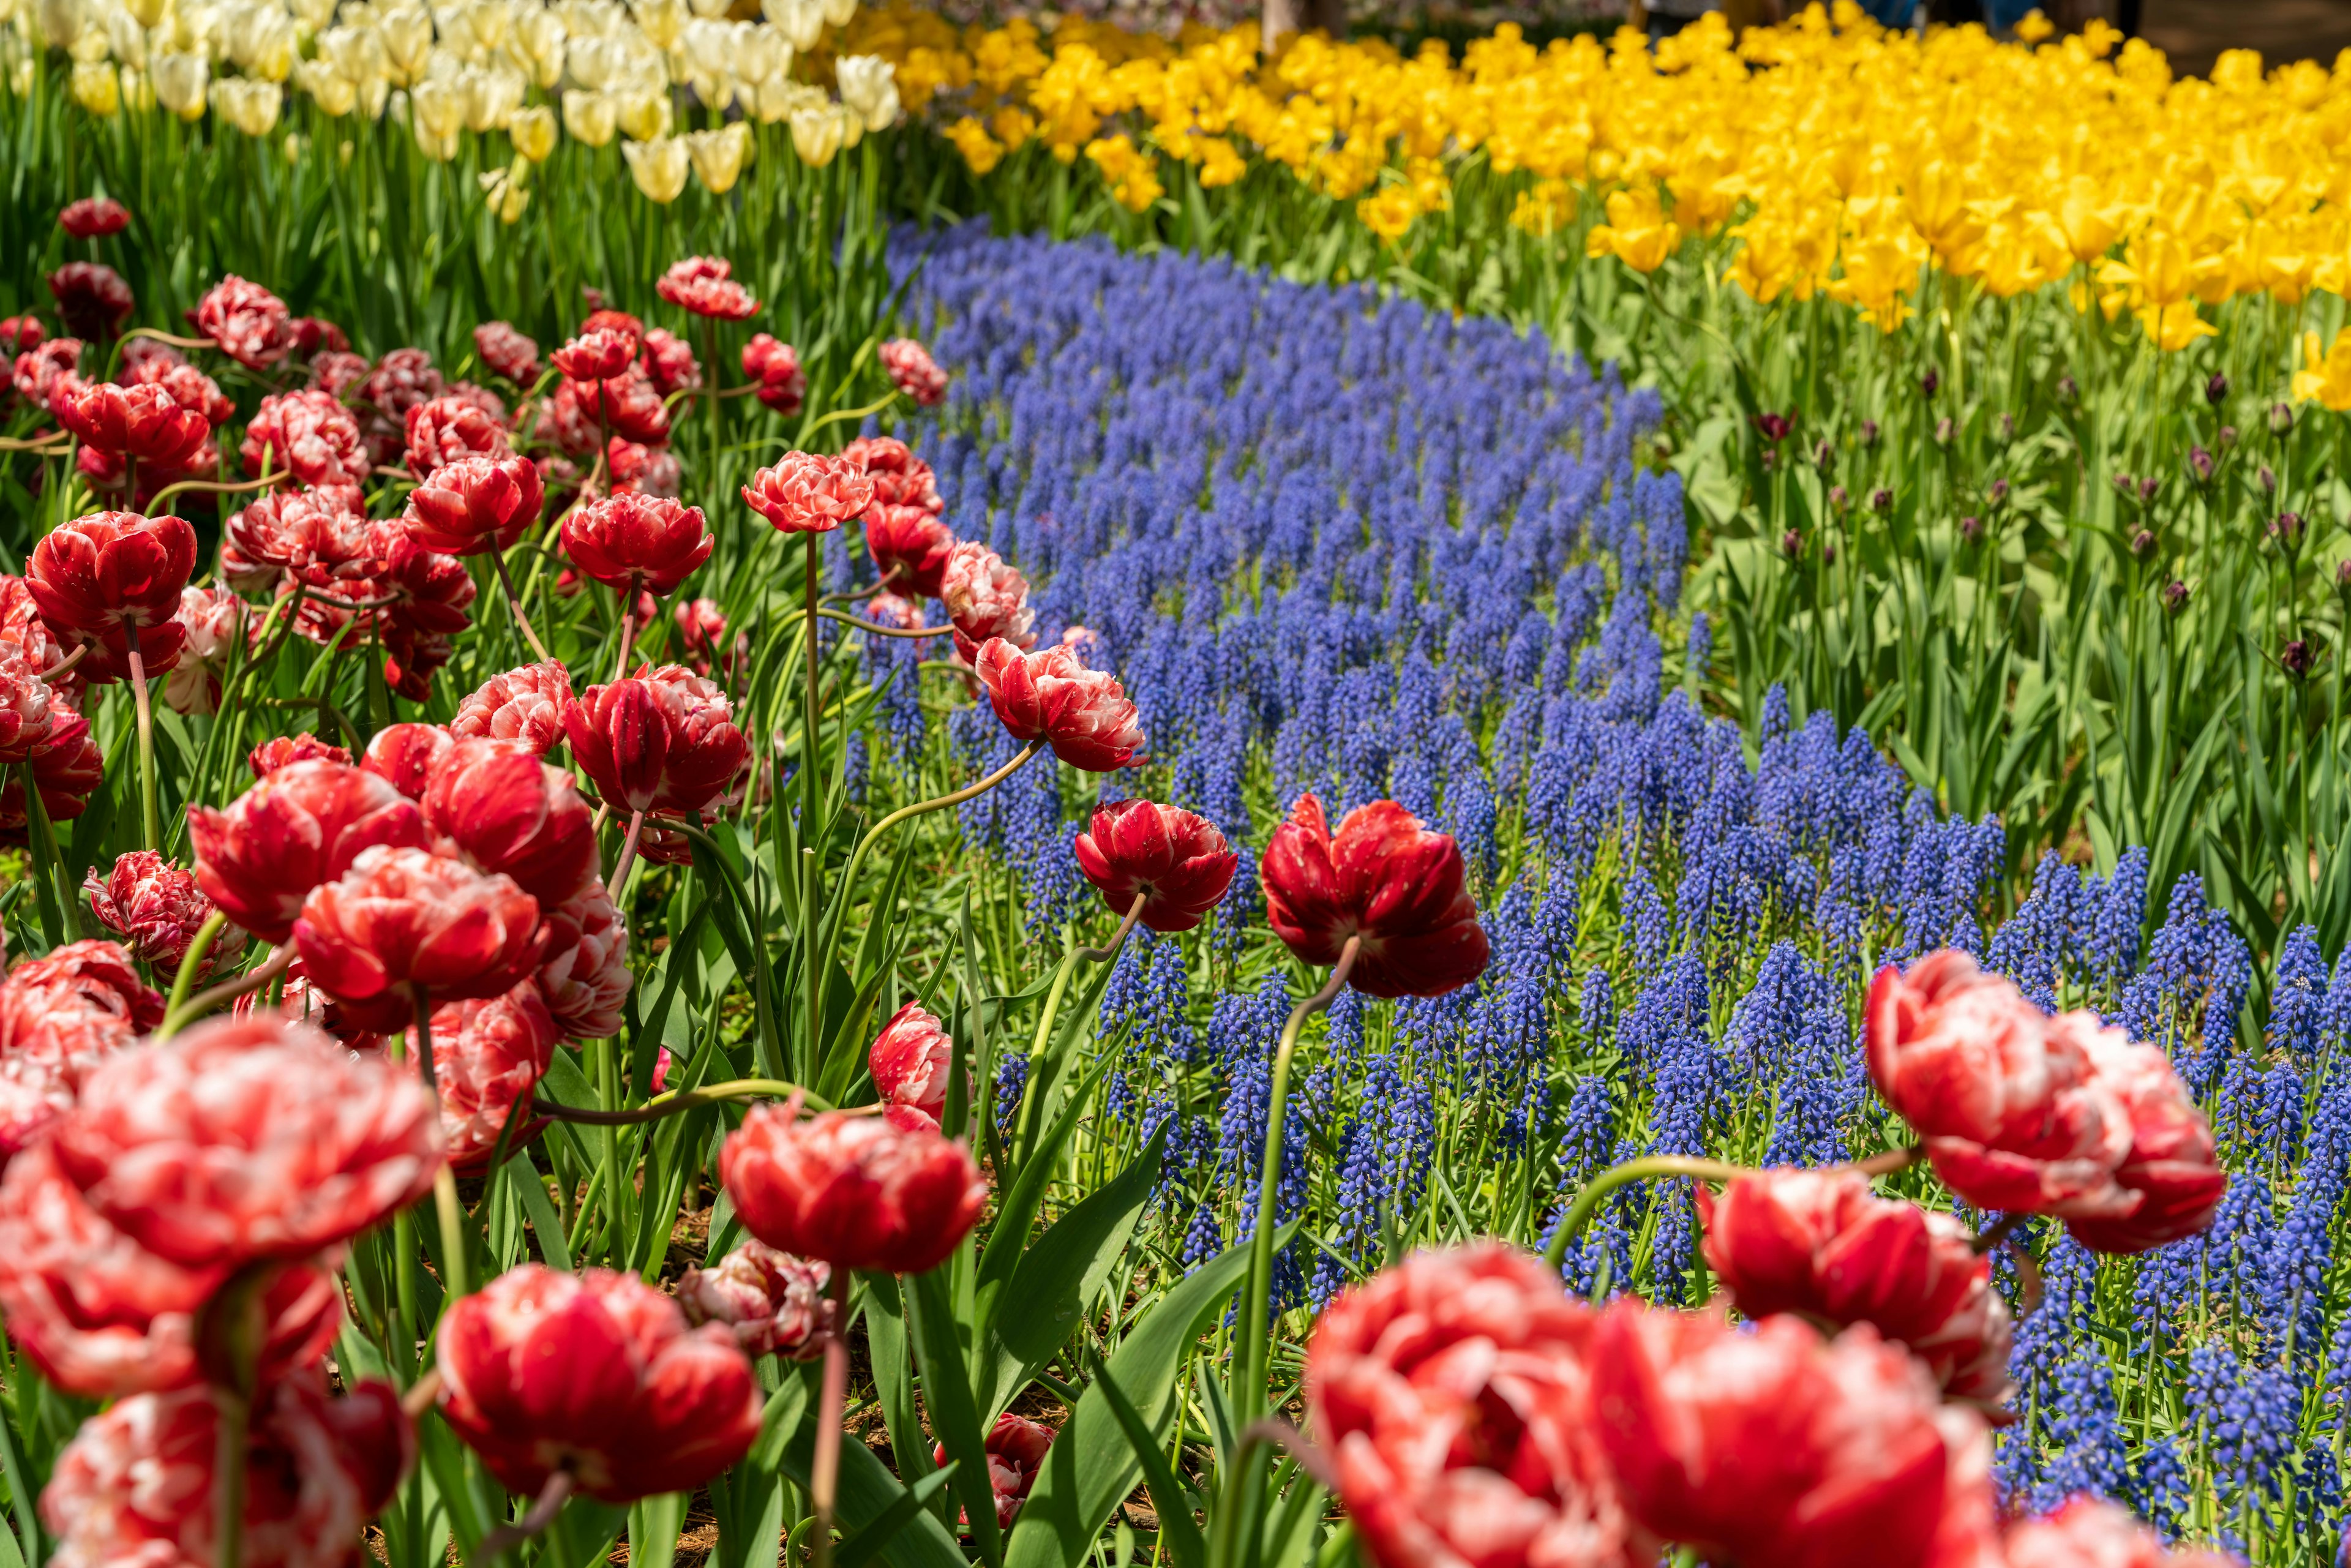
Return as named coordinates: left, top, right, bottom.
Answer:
left=122, top=0, right=171, bottom=31
left=149, top=47, right=207, bottom=114
left=815, top=0, right=849, bottom=28
left=559, top=83, right=612, bottom=143
left=509, top=2, right=561, bottom=84
left=627, top=0, right=675, bottom=49
left=610, top=81, right=665, bottom=139
left=762, top=0, right=814, bottom=51
left=317, top=22, right=385, bottom=83
left=293, top=52, right=354, bottom=110
left=285, top=0, right=331, bottom=31
left=479, top=160, right=529, bottom=221
left=620, top=132, right=687, bottom=201
left=211, top=73, right=282, bottom=133
left=377, top=2, right=430, bottom=82
left=554, top=0, right=613, bottom=36
left=228, top=4, right=294, bottom=81
left=456, top=58, right=519, bottom=126
left=735, top=21, right=781, bottom=84
left=408, top=70, right=462, bottom=153
left=35, top=0, right=84, bottom=49
left=118, top=62, right=155, bottom=107
left=686, top=119, right=749, bottom=191
left=106, top=6, right=149, bottom=68
left=752, top=73, right=815, bottom=125
left=833, top=53, right=893, bottom=131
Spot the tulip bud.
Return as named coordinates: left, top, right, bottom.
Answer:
left=1869, top=487, right=1892, bottom=514
left=1759, top=446, right=1777, bottom=471
left=1859, top=418, right=1880, bottom=446
left=2259, top=463, right=2278, bottom=495
left=2219, top=424, right=2238, bottom=449
left=1932, top=416, right=1952, bottom=446
left=2057, top=373, right=2079, bottom=403
left=2282, top=639, right=2314, bottom=679
left=2187, top=446, right=2213, bottom=484
left=2137, top=476, right=2159, bottom=505
left=1821, top=538, right=1837, bottom=564
left=2162, top=579, right=2189, bottom=614
left=2130, top=529, right=2156, bottom=561
left=1828, top=484, right=1849, bottom=512
left=2339, top=558, right=2351, bottom=594
left=1995, top=411, right=2015, bottom=442
left=1919, top=367, right=1939, bottom=399
left=879, top=339, right=948, bottom=407
left=2271, top=401, right=2295, bottom=435
left=2205, top=371, right=2228, bottom=405
left=1987, top=477, right=2009, bottom=508
left=2273, top=512, right=2306, bottom=552
left=1780, top=528, right=1802, bottom=558
left=1958, top=516, right=1982, bottom=545
left=1811, top=437, right=1833, bottom=470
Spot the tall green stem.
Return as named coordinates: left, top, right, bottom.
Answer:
left=803, top=532, right=823, bottom=1078
left=126, top=621, right=159, bottom=851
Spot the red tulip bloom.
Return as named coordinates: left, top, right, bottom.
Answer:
left=0, top=697, right=104, bottom=830
left=2003, top=1498, right=2237, bottom=1568
left=189, top=759, right=431, bottom=942
left=51, top=1013, right=443, bottom=1270
left=125, top=353, right=234, bottom=425
left=52, top=381, right=208, bottom=467
left=48, top=263, right=133, bottom=340
left=866, top=506, right=956, bottom=598
left=879, top=337, right=949, bottom=406
left=474, top=321, right=542, bottom=383
left=1073, top=800, right=1237, bottom=932
left=1588, top=1308, right=1991, bottom=1568
left=311, top=348, right=370, bottom=397
left=0, top=986, right=137, bottom=1161
left=60, top=197, right=132, bottom=239
left=842, top=436, right=943, bottom=512
left=973, top=638, right=1146, bottom=771
left=935, top=1414, right=1056, bottom=1530
left=0, top=315, right=40, bottom=355
left=242, top=388, right=372, bottom=491
left=638, top=327, right=700, bottom=399
left=1866, top=951, right=2135, bottom=1221
left=1698, top=1169, right=2015, bottom=1414
left=564, top=665, right=748, bottom=816
left=13, top=336, right=81, bottom=407
left=192, top=275, right=293, bottom=369
left=563, top=492, right=714, bottom=595
left=84, top=850, right=242, bottom=982
left=674, top=597, right=745, bottom=673
left=294, top=845, right=546, bottom=1032
left=0, top=653, right=54, bottom=765
left=7, top=939, right=163, bottom=1031
left=679, top=1239, right=833, bottom=1359
left=424, top=737, right=599, bottom=907
left=249, top=732, right=351, bottom=777
left=870, top=1001, right=958, bottom=1131
left=42, top=1376, right=410, bottom=1567
left=536, top=882, right=632, bottom=1039
left=1304, top=1243, right=1643, bottom=1568
left=290, top=316, right=349, bottom=358
left=658, top=255, right=760, bottom=320
left=1261, top=794, right=1490, bottom=999
left=400, top=451, right=545, bottom=556
left=226, top=486, right=372, bottom=581
left=358, top=347, right=444, bottom=431
left=28, top=509, right=196, bottom=643
left=452, top=659, right=573, bottom=756
left=572, top=363, right=671, bottom=445
left=553, top=328, right=639, bottom=383
left=743, top=451, right=876, bottom=535
left=363, top=519, right=480, bottom=636
left=2059, top=1019, right=2226, bottom=1255
left=721, top=1098, right=988, bottom=1274
left=940, top=541, right=1036, bottom=660
left=438, top=1263, right=763, bottom=1502
left=408, top=981, right=558, bottom=1172
left=742, top=333, right=806, bottom=416
left=405, top=394, right=511, bottom=480
left=354, top=722, right=452, bottom=801
left=0, top=1140, right=341, bottom=1399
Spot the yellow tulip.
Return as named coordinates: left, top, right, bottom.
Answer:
left=687, top=122, right=752, bottom=192
left=510, top=102, right=558, bottom=160
left=2293, top=329, right=2351, bottom=411
left=2135, top=301, right=2216, bottom=353
left=563, top=88, right=618, bottom=146
left=69, top=59, right=119, bottom=116
left=1586, top=186, right=1679, bottom=274
left=621, top=135, right=691, bottom=201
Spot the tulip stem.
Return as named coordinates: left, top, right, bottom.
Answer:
left=1538, top=1155, right=1751, bottom=1275
left=146, top=465, right=277, bottom=517
left=810, top=1268, right=853, bottom=1568
left=125, top=622, right=159, bottom=852
left=609, top=809, right=646, bottom=899
left=157, top=942, right=294, bottom=1039
left=434, top=1165, right=468, bottom=1300
left=1008, top=897, right=1149, bottom=1171
left=1235, top=936, right=1360, bottom=1423
left=533, top=1076, right=831, bottom=1125
left=399, top=1369, right=443, bottom=1420
left=18, top=763, right=64, bottom=948
left=38, top=643, right=88, bottom=682
left=414, top=989, right=437, bottom=1093
left=161, top=910, right=230, bottom=1025
left=799, top=392, right=899, bottom=444
left=609, top=571, right=642, bottom=684
left=803, top=533, right=823, bottom=1081
left=214, top=1388, right=249, bottom=1568
left=492, top=547, right=552, bottom=664
left=204, top=1267, right=268, bottom=1568
left=1078, top=893, right=1149, bottom=965
left=476, top=1469, right=576, bottom=1561
left=1973, top=1211, right=2029, bottom=1255
left=814, top=609, right=951, bottom=640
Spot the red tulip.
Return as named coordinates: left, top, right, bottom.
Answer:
left=1588, top=1308, right=1991, bottom=1568
left=0, top=315, right=42, bottom=353
left=357, top=721, right=453, bottom=800
left=28, top=510, right=197, bottom=643
left=869, top=1001, right=958, bottom=1131
left=1073, top=800, right=1237, bottom=932
left=52, top=381, right=208, bottom=467
left=225, top=486, right=372, bottom=581
left=1304, top=1243, right=1642, bottom=1568
left=866, top=506, right=957, bottom=599
left=536, top=882, right=632, bottom=1039
left=0, top=939, right=162, bottom=1158
left=940, top=541, right=1037, bottom=660
left=573, top=363, right=672, bottom=445
left=294, top=845, right=546, bottom=1032
left=249, top=732, right=351, bottom=777
left=640, top=327, right=703, bottom=397
left=363, top=519, right=479, bottom=636
left=190, top=759, right=430, bottom=942
left=658, top=255, right=760, bottom=319
left=1261, top=794, right=1490, bottom=998
left=13, top=337, right=81, bottom=408
left=552, top=328, right=639, bottom=383
left=59, top=196, right=132, bottom=239
left=48, top=262, right=133, bottom=340
left=1697, top=1169, right=2014, bottom=1414
left=842, top=435, right=943, bottom=512
left=533, top=380, right=600, bottom=457
left=606, top=436, right=683, bottom=498
left=290, top=316, right=349, bottom=357
left=880, top=337, right=949, bottom=406
left=564, top=665, right=748, bottom=816
left=721, top=1098, right=988, bottom=1274
left=9, top=938, right=164, bottom=1031
left=562, top=492, right=714, bottom=595
left=2058, top=1020, right=2226, bottom=1255
left=405, top=394, right=511, bottom=480
left=42, top=1375, right=411, bottom=1567
left=0, top=1140, right=340, bottom=1398
left=1866, top=952, right=2135, bottom=1220
left=973, top=638, right=1146, bottom=771
left=2002, top=1498, right=2237, bottom=1568
left=400, top=451, right=545, bottom=555
left=407, top=981, right=558, bottom=1172
left=866, top=591, right=924, bottom=631
left=242, top=388, right=372, bottom=491
left=438, top=1262, right=764, bottom=1502
left=84, top=850, right=242, bottom=981
left=474, top=321, right=542, bottom=383
left=311, top=348, right=370, bottom=396
left=743, top=450, right=875, bottom=535
left=163, top=583, right=247, bottom=716
left=51, top=1013, right=443, bottom=1270
left=452, top=659, right=573, bottom=757
left=0, top=696, right=104, bottom=828
left=424, top=737, right=600, bottom=906
left=192, top=274, right=293, bottom=369
left=679, top=1239, right=833, bottom=1359
left=674, top=597, right=745, bottom=673
left=358, top=347, right=444, bottom=432
left=742, top=332, right=806, bottom=416
left=126, top=358, right=234, bottom=429
left=582, top=306, right=646, bottom=340
left=935, top=1414, right=1056, bottom=1530
left=0, top=652, right=54, bottom=765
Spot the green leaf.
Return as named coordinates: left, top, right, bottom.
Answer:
left=976, top=1054, right=1118, bottom=1337
left=908, top=1263, right=1005, bottom=1567
left=861, top=1273, right=938, bottom=1499
left=776, top=1385, right=969, bottom=1568
left=1082, top=1349, right=1205, bottom=1568
left=838, top=1462, right=963, bottom=1568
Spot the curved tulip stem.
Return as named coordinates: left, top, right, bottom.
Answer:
left=1234, top=936, right=1361, bottom=1422
left=820, top=583, right=887, bottom=606
left=608, top=809, right=646, bottom=899
left=1235, top=1418, right=1339, bottom=1493
left=125, top=622, right=159, bottom=852
left=1008, top=897, right=1150, bottom=1169
left=0, top=437, right=69, bottom=455
left=609, top=571, right=642, bottom=685
left=533, top=1076, right=831, bottom=1125
left=810, top=1267, right=853, bottom=1568
left=492, top=547, right=552, bottom=664
left=1850, top=1143, right=1926, bottom=1178
left=161, top=911, right=230, bottom=1026
left=476, top=1469, right=576, bottom=1561
left=146, top=462, right=277, bottom=517
left=1078, top=893, right=1148, bottom=965
left=816, top=608, right=951, bottom=640
left=38, top=643, right=88, bottom=683
left=1538, top=1154, right=1752, bottom=1275
left=158, top=942, right=295, bottom=1038
left=799, top=391, right=899, bottom=444
left=125, top=325, right=212, bottom=351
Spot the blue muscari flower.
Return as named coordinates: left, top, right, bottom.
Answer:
left=992, top=1051, right=1027, bottom=1139
left=2270, top=924, right=2330, bottom=1064
left=2117, top=872, right=2252, bottom=1096
left=1624, top=867, right=1673, bottom=973
left=1684, top=612, right=1711, bottom=677
left=2029, top=1354, right=2129, bottom=1515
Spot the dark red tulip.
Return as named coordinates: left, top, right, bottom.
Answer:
left=290, top=315, right=349, bottom=357
left=192, top=275, right=293, bottom=369
left=59, top=197, right=130, bottom=239
left=564, top=666, right=747, bottom=817
left=1260, top=793, right=1488, bottom=999
left=1073, top=800, right=1237, bottom=932
left=866, top=506, right=956, bottom=598
left=973, top=638, right=1146, bottom=771
left=28, top=511, right=197, bottom=648
left=474, top=321, right=541, bottom=383
left=400, top=452, right=544, bottom=556
left=424, top=737, right=599, bottom=906
left=52, top=381, right=208, bottom=467
left=721, top=1098, right=987, bottom=1274
left=741, top=333, right=805, bottom=416
left=571, top=364, right=670, bottom=445
left=562, top=493, right=713, bottom=596
left=47, top=263, right=133, bottom=340
left=189, top=759, right=431, bottom=942
left=248, top=732, right=351, bottom=778
left=553, top=328, right=638, bottom=383
left=294, top=846, right=545, bottom=1032
left=405, top=394, right=511, bottom=481
left=935, top=1414, right=1056, bottom=1530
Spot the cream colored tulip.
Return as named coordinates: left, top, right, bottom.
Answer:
left=356, top=70, right=388, bottom=115
left=409, top=72, right=462, bottom=154
left=294, top=53, right=355, bottom=111
left=683, top=0, right=724, bottom=15
left=228, top=5, right=294, bottom=81
left=464, top=0, right=507, bottom=51
left=70, top=59, right=119, bottom=114
left=67, top=20, right=108, bottom=60
left=611, top=82, right=666, bottom=140
left=678, top=15, right=727, bottom=81
left=459, top=59, right=522, bottom=127
left=281, top=129, right=299, bottom=160
left=787, top=97, right=839, bottom=166
left=752, top=74, right=814, bottom=125
left=318, top=23, right=386, bottom=84
left=508, top=98, right=553, bottom=157
left=628, top=0, right=676, bottom=49
left=378, top=3, right=430, bottom=83
left=480, top=160, right=530, bottom=221
left=285, top=0, right=331, bottom=31
left=36, top=0, right=84, bottom=48
left=737, top=21, right=782, bottom=84
left=106, top=6, right=148, bottom=67
left=123, top=0, right=171, bottom=30
left=686, top=119, right=749, bottom=192
left=815, top=0, right=849, bottom=28
left=621, top=133, right=688, bottom=201
left=555, top=0, right=615, bottom=36
left=165, top=0, right=217, bottom=55
left=211, top=75, right=282, bottom=133
left=560, top=83, right=612, bottom=143
left=832, top=52, right=893, bottom=132
left=509, top=2, right=561, bottom=85
left=564, top=29, right=616, bottom=85
left=150, top=48, right=207, bottom=115
left=340, top=1, right=382, bottom=24
left=763, top=0, right=815, bottom=52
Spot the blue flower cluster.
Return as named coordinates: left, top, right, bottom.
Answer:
left=881, top=225, right=2351, bottom=1559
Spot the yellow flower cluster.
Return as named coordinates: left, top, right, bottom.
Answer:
left=848, top=0, right=2351, bottom=348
